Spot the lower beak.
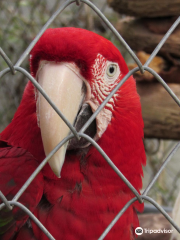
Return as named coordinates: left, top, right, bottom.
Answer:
left=36, top=62, right=84, bottom=177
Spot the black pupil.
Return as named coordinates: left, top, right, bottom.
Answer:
left=109, top=66, right=114, bottom=74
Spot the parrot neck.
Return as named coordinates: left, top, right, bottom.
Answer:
left=79, top=77, right=146, bottom=213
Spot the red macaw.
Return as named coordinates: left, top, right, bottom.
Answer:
left=0, top=27, right=146, bottom=240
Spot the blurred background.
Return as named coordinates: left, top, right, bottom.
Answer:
left=0, top=0, right=180, bottom=239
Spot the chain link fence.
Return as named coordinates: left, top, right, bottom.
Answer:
left=0, top=0, right=180, bottom=239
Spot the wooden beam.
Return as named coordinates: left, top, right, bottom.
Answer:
left=108, top=0, right=180, bottom=18
left=116, top=18, right=180, bottom=58
left=137, top=82, right=180, bottom=140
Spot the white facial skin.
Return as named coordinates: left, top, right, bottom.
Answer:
left=87, top=54, right=121, bottom=140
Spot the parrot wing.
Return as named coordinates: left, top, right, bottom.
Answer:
left=0, top=140, right=44, bottom=240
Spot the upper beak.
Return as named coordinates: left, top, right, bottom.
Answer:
left=36, top=62, right=84, bottom=177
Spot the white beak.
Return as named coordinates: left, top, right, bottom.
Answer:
left=36, top=62, right=84, bottom=177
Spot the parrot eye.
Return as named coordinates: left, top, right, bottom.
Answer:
left=106, top=64, right=117, bottom=77
left=105, top=62, right=120, bottom=83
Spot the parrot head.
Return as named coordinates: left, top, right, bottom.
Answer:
left=29, top=27, right=133, bottom=178
left=1, top=27, right=145, bottom=182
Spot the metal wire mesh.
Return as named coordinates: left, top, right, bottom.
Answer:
left=0, top=0, right=180, bottom=239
